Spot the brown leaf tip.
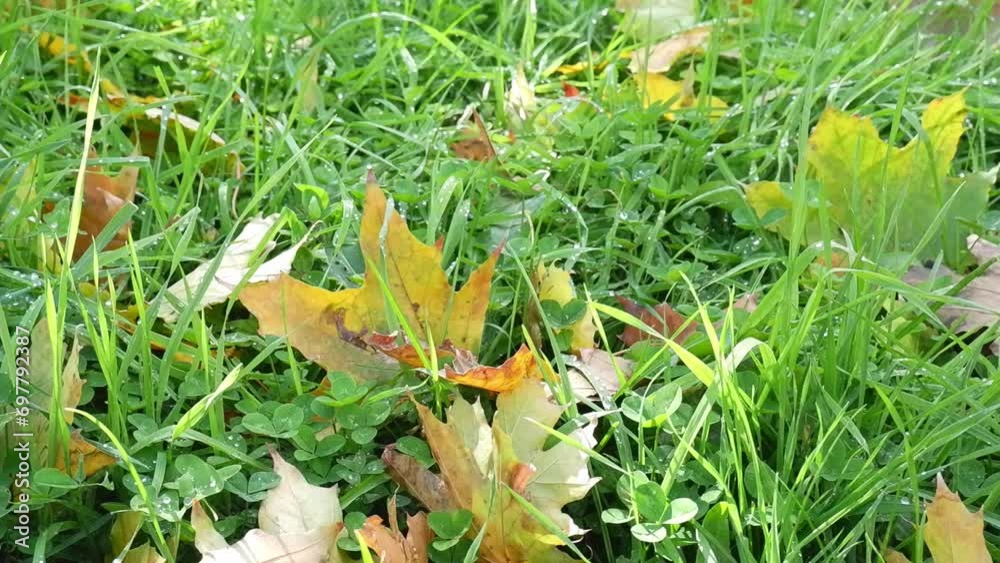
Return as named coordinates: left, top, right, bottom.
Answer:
left=366, top=167, right=378, bottom=186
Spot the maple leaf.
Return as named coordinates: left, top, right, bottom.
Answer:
left=387, top=379, right=599, bottom=563
left=564, top=348, right=634, bottom=400
left=635, top=72, right=728, bottom=122
left=71, top=158, right=139, bottom=261
left=887, top=475, right=994, bottom=563
left=158, top=214, right=306, bottom=323
left=526, top=264, right=597, bottom=352
left=122, top=544, right=166, bottom=563
left=746, top=91, right=990, bottom=266
left=904, top=235, right=1000, bottom=334
left=443, top=345, right=542, bottom=393
left=615, top=296, right=695, bottom=346
left=359, top=499, right=433, bottom=563
left=239, top=174, right=499, bottom=381
left=192, top=447, right=344, bottom=563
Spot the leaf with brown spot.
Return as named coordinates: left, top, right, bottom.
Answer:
left=239, top=175, right=500, bottom=381
left=382, top=446, right=453, bottom=513
left=359, top=500, right=433, bottom=563
left=451, top=110, right=497, bottom=162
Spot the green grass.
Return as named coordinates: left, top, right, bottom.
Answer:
left=1, top=0, right=998, bottom=562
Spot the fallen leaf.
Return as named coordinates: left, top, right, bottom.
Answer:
left=239, top=174, right=500, bottom=381
left=55, top=430, right=118, bottom=478
left=562, top=82, right=581, bottom=97
left=747, top=91, right=988, bottom=267
left=158, top=215, right=307, bottom=323
left=451, top=110, right=497, bottom=162
left=361, top=333, right=457, bottom=368
left=382, top=446, right=452, bottom=512
left=616, top=0, right=699, bottom=41
left=635, top=72, right=727, bottom=121
left=883, top=549, right=911, bottom=563
left=527, top=263, right=597, bottom=352
left=564, top=348, right=633, bottom=400
left=924, top=474, right=992, bottom=563
left=72, top=158, right=139, bottom=261
left=615, top=295, right=695, bottom=346
left=905, top=235, right=1000, bottom=333
left=122, top=544, right=166, bottom=563
left=192, top=447, right=344, bottom=563
left=359, top=499, right=432, bottom=563
left=628, top=25, right=712, bottom=74
left=389, top=379, right=598, bottom=562
left=443, top=345, right=541, bottom=393
left=63, top=95, right=243, bottom=178
left=110, top=511, right=145, bottom=556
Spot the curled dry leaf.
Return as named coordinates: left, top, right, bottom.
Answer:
left=193, top=447, right=344, bottom=563
left=616, top=295, right=695, bottom=346
left=388, top=379, right=598, bottom=563
left=353, top=332, right=457, bottom=368
left=158, top=214, right=307, bottom=323
left=72, top=159, right=139, bottom=261
left=382, top=446, right=452, bottom=513
left=239, top=174, right=500, bottom=381
left=443, top=344, right=542, bottom=393
left=359, top=499, right=432, bottom=563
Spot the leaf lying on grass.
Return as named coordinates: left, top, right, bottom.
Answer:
left=635, top=72, right=728, bottom=122
left=747, top=91, right=990, bottom=266
left=359, top=498, right=432, bottom=563
left=158, top=214, right=306, bottom=323
left=192, top=447, right=344, bottom=563
left=887, top=475, right=993, bottom=563
left=451, top=109, right=497, bottom=162
left=615, top=295, right=694, bottom=346
left=628, top=25, right=712, bottom=74
left=905, top=235, right=1000, bottom=334
left=67, top=156, right=139, bottom=261
left=616, top=0, right=698, bottom=41
left=385, top=379, right=598, bottom=563
left=239, top=173, right=499, bottom=381
left=443, top=344, right=541, bottom=393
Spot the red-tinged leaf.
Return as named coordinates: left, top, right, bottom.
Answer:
left=615, top=295, right=694, bottom=346
left=443, top=345, right=541, bottom=393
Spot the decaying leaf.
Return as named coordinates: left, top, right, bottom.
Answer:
left=361, top=333, right=457, bottom=368
left=71, top=158, right=139, bottom=261
left=636, top=72, right=727, bottom=121
left=193, top=447, right=344, bottom=563
left=628, top=26, right=712, bottom=74
left=388, top=379, right=598, bottom=562
left=904, top=235, right=1000, bottom=333
left=443, top=345, right=542, bottom=393
left=110, top=511, right=145, bottom=557
left=451, top=110, right=497, bottom=162
left=527, top=264, right=597, bottom=352
left=616, top=0, right=699, bottom=41
left=359, top=499, right=432, bottom=563
left=616, top=295, right=695, bottom=346
left=747, top=91, right=989, bottom=266
left=382, top=446, right=452, bottom=513
left=239, top=174, right=500, bottom=381
left=158, top=214, right=306, bottom=323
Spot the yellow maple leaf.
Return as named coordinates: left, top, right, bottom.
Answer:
left=443, top=344, right=542, bottom=393
left=239, top=174, right=499, bottom=380
left=636, top=72, right=727, bottom=122
left=527, top=263, right=597, bottom=352
left=924, top=474, right=993, bottom=563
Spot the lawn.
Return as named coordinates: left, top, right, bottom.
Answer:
left=0, top=1, right=998, bottom=562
